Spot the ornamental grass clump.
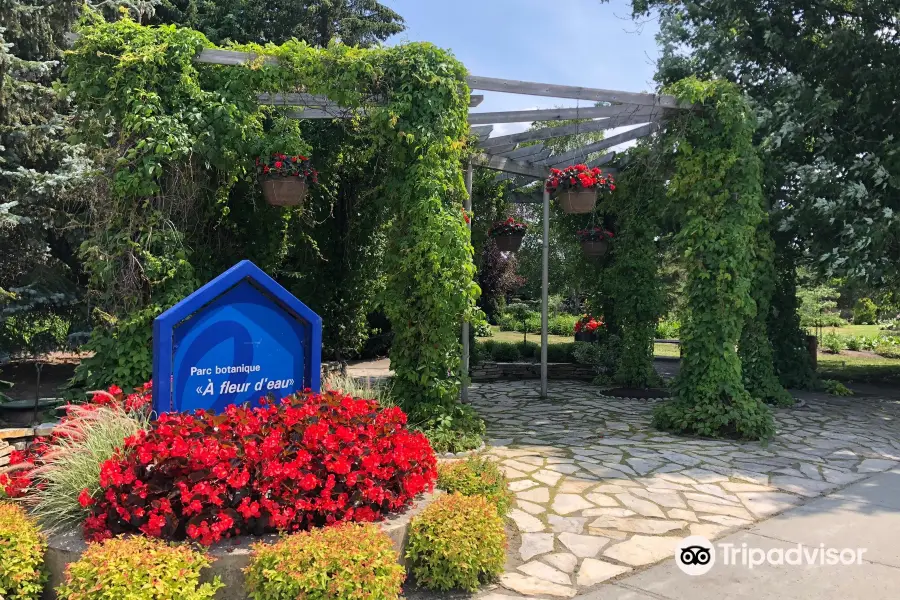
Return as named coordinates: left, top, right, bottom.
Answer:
left=0, top=503, right=46, bottom=600
left=56, top=536, right=222, bottom=600
left=406, top=493, right=506, bottom=592
left=245, top=523, right=405, bottom=600
left=437, top=456, right=513, bottom=516
left=0, top=384, right=152, bottom=530
left=85, top=390, right=437, bottom=545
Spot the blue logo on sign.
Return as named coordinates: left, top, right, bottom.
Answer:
left=152, top=261, right=322, bottom=415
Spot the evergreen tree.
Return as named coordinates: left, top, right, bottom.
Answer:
left=0, top=0, right=90, bottom=357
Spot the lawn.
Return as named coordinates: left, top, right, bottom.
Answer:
left=480, top=328, right=572, bottom=345
left=807, top=324, right=884, bottom=337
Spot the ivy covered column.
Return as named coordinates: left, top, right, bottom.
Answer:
left=653, top=78, right=775, bottom=441
left=607, top=150, right=664, bottom=388
left=739, top=223, right=794, bottom=406
left=377, top=45, right=479, bottom=411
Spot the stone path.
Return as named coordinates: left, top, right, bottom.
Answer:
left=466, top=381, right=900, bottom=598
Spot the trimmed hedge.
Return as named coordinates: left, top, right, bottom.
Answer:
left=437, top=456, right=513, bottom=516
left=406, top=493, right=506, bottom=592
left=473, top=340, right=579, bottom=364
left=245, top=523, right=405, bottom=600
left=56, top=536, right=221, bottom=600
left=0, top=503, right=46, bottom=600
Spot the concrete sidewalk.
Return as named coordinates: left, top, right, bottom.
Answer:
left=581, top=468, right=900, bottom=600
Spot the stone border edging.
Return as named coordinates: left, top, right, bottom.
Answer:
left=41, top=491, right=441, bottom=600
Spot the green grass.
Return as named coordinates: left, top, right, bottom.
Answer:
left=808, top=324, right=883, bottom=337
left=654, top=343, right=681, bottom=358
left=480, top=327, right=571, bottom=345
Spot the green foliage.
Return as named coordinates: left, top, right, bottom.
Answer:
left=652, top=78, right=775, bottom=441
left=490, top=341, right=521, bottom=362
left=410, top=403, right=485, bottom=454
left=845, top=335, right=862, bottom=352
left=406, top=493, right=506, bottom=592
left=152, top=0, right=405, bottom=47
left=56, top=536, right=222, bottom=600
left=572, top=337, right=620, bottom=375
left=739, top=224, right=793, bottom=406
left=245, top=523, right=405, bottom=600
left=853, top=298, right=878, bottom=325
left=65, top=20, right=477, bottom=416
left=767, top=247, right=816, bottom=389
left=602, top=147, right=665, bottom=388
left=644, top=0, right=900, bottom=291
left=0, top=0, right=88, bottom=357
left=821, top=332, right=846, bottom=354
left=0, top=503, right=46, bottom=600
left=437, top=456, right=513, bottom=516
left=875, top=344, right=900, bottom=360
left=822, top=379, right=853, bottom=397
left=29, top=404, right=151, bottom=531
left=655, top=318, right=681, bottom=339
left=473, top=340, right=578, bottom=364
left=472, top=308, right=492, bottom=337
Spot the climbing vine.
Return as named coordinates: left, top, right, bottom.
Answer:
left=65, top=17, right=477, bottom=411
left=739, top=222, right=794, bottom=406
left=605, top=146, right=665, bottom=388
left=652, top=77, right=775, bottom=441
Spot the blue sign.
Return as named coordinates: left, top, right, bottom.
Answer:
left=152, top=260, right=322, bottom=415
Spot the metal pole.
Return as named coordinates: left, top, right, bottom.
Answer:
left=541, top=188, right=550, bottom=398
left=461, top=161, right=474, bottom=403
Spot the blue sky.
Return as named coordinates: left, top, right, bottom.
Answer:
left=382, top=0, right=662, bottom=137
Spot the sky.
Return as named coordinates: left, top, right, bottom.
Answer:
left=381, top=0, right=662, bottom=139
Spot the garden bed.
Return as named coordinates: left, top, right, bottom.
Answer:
left=42, top=491, right=441, bottom=600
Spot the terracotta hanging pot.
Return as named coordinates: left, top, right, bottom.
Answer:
left=557, top=189, right=598, bottom=214
left=493, top=232, right=525, bottom=252
left=261, top=176, right=308, bottom=207
left=581, top=239, right=609, bottom=259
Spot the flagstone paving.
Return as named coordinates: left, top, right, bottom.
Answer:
left=465, top=381, right=900, bottom=598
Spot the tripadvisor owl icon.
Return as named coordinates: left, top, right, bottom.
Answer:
left=676, top=536, right=715, bottom=576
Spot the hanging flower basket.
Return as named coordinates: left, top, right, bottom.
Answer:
left=576, top=227, right=614, bottom=259
left=574, top=315, right=603, bottom=342
left=546, top=165, right=616, bottom=214
left=489, top=218, right=528, bottom=253
left=257, top=153, right=318, bottom=207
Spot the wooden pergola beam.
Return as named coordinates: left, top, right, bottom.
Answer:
left=469, top=104, right=663, bottom=125
left=466, top=75, right=688, bottom=109
left=478, top=114, right=663, bottom=149
left=475, top=154, right=550, bottom=179
left=535, top=122, right=662, bottom=166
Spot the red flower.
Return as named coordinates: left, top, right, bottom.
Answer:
left=82, top=390, right=437, bottom=545
left=274, top=161, right=283, bottom=169
left=78, top=488, right=95, bottom=508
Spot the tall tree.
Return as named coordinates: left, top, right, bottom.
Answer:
left=153, top=0, right=405, bottom=46
left=634, top=0, right=900, bottom=288
left=0, top=0, right=89, bottom=356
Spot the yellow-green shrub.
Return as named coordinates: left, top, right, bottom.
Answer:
left=245, top=523, right=405, bottom=600
left=56, top=536, right=222, bottom=600
left=0, top=502, right=46, bottom=600
left=406, top=493, right=506, bottom=592
left=437, top=456, right=513, bottom=516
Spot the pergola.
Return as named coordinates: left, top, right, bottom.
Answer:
left=192, top=49, right=694, bottom=399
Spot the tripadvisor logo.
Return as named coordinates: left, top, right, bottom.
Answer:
left=675, top=536, right=867, bottom=575
left=676, top=536, right=715, bottom=576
